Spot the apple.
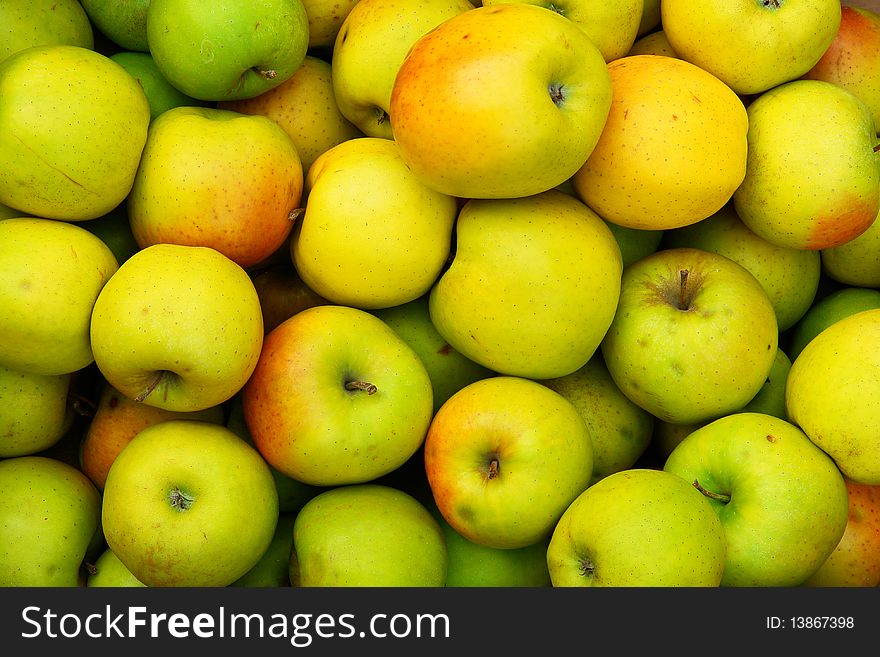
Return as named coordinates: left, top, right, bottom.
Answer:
left=821, top=196, right=880, bottom=288
left=424, top=376, right=593, bottom=549
left=802, top=479, right=880, bottom=587
left=146, top=0, right=310, bottom=101
left=429, top=189, right=622, bottom=380
left=389, top=3, right=612, bottom=199
left=242, top=304, right=434, bottom=487
left=219, top=55, right=363, bottom=175
left=0, top=0, right=93, bottom=65
left=661, top=202, right=822, bottom=332
left=0, top=45, right=150, bottom=221
left=0, top=201, right=21, bottom=220
left=110, top=51, right=210, bottom=120
left=79, top=381, right=226, bottom=491
left=249, top=263, right=329, bottom=335
left=546, top=468, right=727, bottom=587
left=300, top=0, right=361, bottom=51
left=291, top=137, right=457, bottom=309
left=0, top=455, right=103, bottom=586
left=601, top=247, right=779, bottom=426
left=572, top=54, right=749, bottom=231
left=787, top=286, right=880, bottom=361
left=601, top=221, right=664, bottom=269
left=102, top=419, right=279, bottom=587
left=89, top=243, right=265, bottom=413
left=480, top=0, right=643, bottom=63
left=649, top=420, right=703, bottom=464
left=372, top=294, right=496, bottom=415
left=80, top=0, right=151, bottom=52
left=87, top=548, right=147, bottom=587
left=290, top=484, right=447, bottom=586
left=231, top=513, right=297, bottom=588
left=785, top=308, right=880, bottom=484
left=661, top=0, right=841, bottom=95
left=80, top=203, right=141, bottom=266
left=663, top=412, right=849, bottom=587
left=0, top=217, right=119, bottom=376
left=128, top=106, right=304, bottom=269
left=637, top=0, right=661, bottom=36
left=539, top=353, right=654, bottom=485
left=0, top=364, right=74, bottom=458
left=331, top=0, right=475, bottom=139
left=738, top=346, right=793, bottom=420
left=627, top=30, right=679, bottom=58
left=732, top=79, right=880, bottom=251
left=803, top=4, right=880, bottom=135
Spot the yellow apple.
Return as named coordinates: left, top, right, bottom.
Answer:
left=0, top=364, right=74, bottom=458
left=300, top=0, right=361, bottom=50
left=637, top=0, right=661, bottom=36
left=627, top=30, right=678, bottom=57
left=821, top=193, right=880, bottom=288
left=0, top=0, right=93, bottom=65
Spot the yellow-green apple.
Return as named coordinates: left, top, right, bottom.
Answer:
left=0, top=364, right=73, bottom=458
left=539, top=353, right=654, bottom=485
left=145, top=0, right=309, bottom=101
left=785, top=308, right=880, bottom=484
left=389, top=3, right=612, bottom=199
left=787, top=286, right=880, bottom=361
left=80, top=203, right=140, bottom=266
left=424, top=376, right=593, bottom=549
left=821, top=196, right=880, bottom=287
left=0, top=455, right=103, bottom=586
left=738, top=346, right=793, bottom=420
left=637, top=0, right=661, bottom=36
left=110, top=51, right=210, bottom=120
left=733, top=79, right=880, bottom=250
left=89, top=243, right=264, bottom=412
left=546, top=468, right=726, bottom=587
left=331, top=0, right=474, bottom=139
left=0, top=201, right=21, bottom=219
left=429, top=190, right=622, bottom=379
left=86, top=548, right=146, bottom=587
left=80, top=0, right=151, bottom=52
left=290, top=484, right=447, bottom=586
left=102, top=419, right=279, bottom=587
left=291, top=137, right=457, bottom=309
left=250, top=263, right=329, bottom=335
left=803, top=4, right=880, bottom=134
left=602, top=221, right=664, bottom=269
left=649, top=420, right=703, bottom=464
left=600, top=247, right=779, bottom=426
left=481, top=0, right=642, bottom=62
left=572, top=55, right=748, bottom=231
left=661, top=0, right=841, bottom=95
left=661, top=202, right=822, bottom=331
left=231, top=513, right=296, bottom=587
left=0, top=0, right=93, bottom=65
left=300, top=0, right=360, bottom=51
left=219, top=55, right=363, bottom=174
left=79, top=381, right=225, bottom=491
left=802, top=479, right=880, bottom=587
left=0, top=217, right=118, bottom=376
left=0, top=45, right=150, bottom=220
left=128, top=106, right=304, bottom=268
left=663, top=412, right=849, bottom=587
left=243, top=304, right=434, bottom=486
left=372, top=294, right=496, bottom=415
left=627, top=30, right=679, bottom=57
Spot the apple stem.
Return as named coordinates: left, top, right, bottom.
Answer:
left=69, top=392, right=97, bottom=417
left=345, top=380, right=378, bottom=395
left=253, top=67, right=277, bottom=80
left=874, top=143, right=880, bottom=153
left=288, top=208, right=305, bottom=223
left=693, top=479, right=731, bottom=504
left=678, top=269, right=690, bottom=310
left=133, top=371, right=165, bottom=403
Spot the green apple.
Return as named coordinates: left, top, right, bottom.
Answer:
left=219, top=55, right=363, bottom=175
left=146, top=0, right=309, bottom=101
left=80, top=203, right=141, bottom=266
left=603, top=220, right=664, bottom=269
left=0, top=455, right=103, bottom=586
left=110, top=51, right=210, bottom=120
left=0, top=0, right=93, bottom=65
left=821, top=196, right=880, bottom=288
left=389, top=3, right=612, bottom=199
left=649, top=419, right=703, bottom=463
left=102, top=419, right=279, bottom=587
left=128, top=106, right=304, bottom=269
left=787, top=286, right=880, bottom=361
left=242, top=304, right=433, bottom=487
left=785, top=308, right=880, bottom=484
left=89, top=243, right=265, bottom=412
left=0, top=217, right=118, bottom=376
left=331, top=0, right=475, bottom=139
left=300, top=0, right=361, bottom=50
left=539, top=353, right=654, bottom=485
left=372, top=295, right=496, bottom=415
left=661, top=202, right=821, bottom=331
left=424, top=376, right=593, bottom=549
left=733, top=79, right=880, bottom=251
left=481, top=0, right=643, bottom=63
left=0, top=45, right=150, bottom=220
left=80, top=0, right=151, bottom=52
left=601, top=247, right=779, bottom=426
left=249, top=263, right=329, bottom=335
left=87, top=548, right=147, bottom=587
left=661, top=0, right=841, bottom=95
left=738, top=346, right=792, bottom=420
left=291, top=137, right=457, bottom=309
left=664, top=412, right=849, bottom=587
left=290, top=484, right=447, bottom=586
left=0, top=364, right=74, bottom=458
left=429, top=189, right=622, bottom=379
left=546, top=468, right=726, bottom=587
left=231, top=513, right=296, bottom=587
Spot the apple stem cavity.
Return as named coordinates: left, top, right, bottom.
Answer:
left=548, top=82, right=566, bottom=108
left=375, top=107, right=389, bottom=126
left=133, top=370, right=167, bottom=403
left=692, top=479, right=731, bottom=504
left=345, top=380, right=378, bottom=395
left=760, top=0, right=781, bottom=8
left=168, top=487, right=195, bottom=511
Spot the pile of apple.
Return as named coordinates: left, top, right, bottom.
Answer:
left=1, top=0, right=879, bottom=589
